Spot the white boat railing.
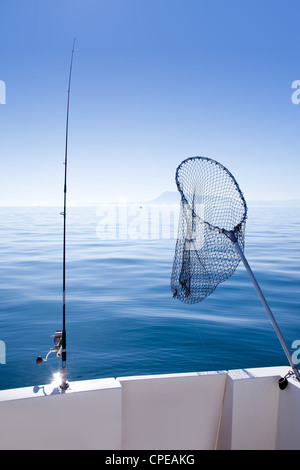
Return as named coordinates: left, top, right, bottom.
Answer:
left=0, top=366, right=299, bottom=450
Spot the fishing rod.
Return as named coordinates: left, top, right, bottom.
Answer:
left=61, top=37, right=76, bottom=389
left=36, top=39, right=76, bottom=390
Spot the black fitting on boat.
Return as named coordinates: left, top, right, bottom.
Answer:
left=278, top=370, right=294, bottom=390
left=278, top=377, right=288, bottom=390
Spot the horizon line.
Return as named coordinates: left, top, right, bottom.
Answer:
left=0, top=198, right=300, bottom=207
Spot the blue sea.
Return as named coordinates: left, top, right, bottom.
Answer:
left=0, top=203, right=299, bottom=391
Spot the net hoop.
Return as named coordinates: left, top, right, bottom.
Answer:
left=175, top=156, right=247, bottom=234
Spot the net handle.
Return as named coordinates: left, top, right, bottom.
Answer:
left=225, top=229, right=300, bottom=381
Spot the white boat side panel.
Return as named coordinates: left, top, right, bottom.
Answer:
left=276, top=376, right=300, bottom=450
left=0, top=378, right=122, bottom=450
left=118, top=371, right=228, bottom=450
left=217, top=366, right=291, bottom=450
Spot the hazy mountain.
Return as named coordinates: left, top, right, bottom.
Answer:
left=148, top=191, right=181, bottom=204
left=148, top=192, right=300, bottom=206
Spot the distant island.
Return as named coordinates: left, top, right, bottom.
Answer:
left=147, top=191, right=300, bottom=207
left=148, top=191, right=181, bottom=204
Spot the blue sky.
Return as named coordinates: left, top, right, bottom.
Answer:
left=0, top=0, right=299, bottom=205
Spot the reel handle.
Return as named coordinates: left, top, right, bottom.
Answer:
left=36, top=330, right=63, bottom=365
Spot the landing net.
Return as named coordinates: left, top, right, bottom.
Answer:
left=171, top=156, right=247, bottom=304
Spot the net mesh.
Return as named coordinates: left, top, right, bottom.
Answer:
left=171, top=156, right=247, bottom=304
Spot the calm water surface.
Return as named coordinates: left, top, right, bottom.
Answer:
left=0, top=203, right=299, bottom=390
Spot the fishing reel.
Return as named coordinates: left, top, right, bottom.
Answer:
left=36, top=330, right=63, bottom=365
